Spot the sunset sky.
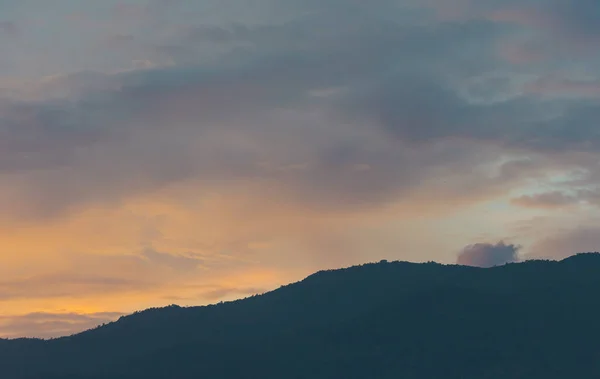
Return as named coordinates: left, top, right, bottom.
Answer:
left=1, top=0, right=600, bottom=338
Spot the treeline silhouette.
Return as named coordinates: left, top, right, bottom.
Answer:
left=2, top=253, right=600, bottom=378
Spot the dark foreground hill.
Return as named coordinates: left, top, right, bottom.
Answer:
left=3, top=254, right=600, bottom=379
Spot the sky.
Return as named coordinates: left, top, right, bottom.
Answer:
left=1, top=0, right=600, bottom=338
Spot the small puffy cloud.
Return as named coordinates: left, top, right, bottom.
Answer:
left=457, top=241, right=520, bottom=267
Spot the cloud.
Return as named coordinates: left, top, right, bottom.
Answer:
left=486, top=0, right=600, bottom=51
left=165, top=284, right=266, bottom=302
left=0, top=249, right=209, bottom=302
left=546, top=0, right=600, bottom=40
left=0, top=284, right=263, bottom=339
left=0, top=273, right=151, bottom=301
left=0, top=6, right=578, bottom=223
left=511, top=191, right=580, bottom=209
left=141, top=248, right=205, bottom=272
left=528, top=227, right=600, bottom=260
left=0, top=312, right=123, bottom=339
left=457, top=241, right=520, bottom=267
left=0, top=3, right=596, bottom=237
left=511, top=188, right=600, bottom=210
left=0, top=21, right=18, bottom=37
left=524, top=76, right=600, bottom=98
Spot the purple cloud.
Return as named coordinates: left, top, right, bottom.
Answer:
left=457, top=241, right=520, bottom=268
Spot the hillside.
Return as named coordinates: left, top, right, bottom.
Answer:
left=2, top=254, right=600, bottom=378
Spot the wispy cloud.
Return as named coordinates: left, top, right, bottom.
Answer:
left=0, top=312, right=123, bottom=339
left=529, top=226, right=600, bottom=260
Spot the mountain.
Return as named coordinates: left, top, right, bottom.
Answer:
left=3, top=254, right=600, bottom=378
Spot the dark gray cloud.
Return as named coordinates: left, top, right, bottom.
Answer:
left=338, top=72, right=539, bottom=145
left=1, top=0, right=600, bottom=223
left=457, top=241, right=520, bottom=267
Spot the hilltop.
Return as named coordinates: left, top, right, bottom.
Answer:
left=2, top=254, right=600, bottom=378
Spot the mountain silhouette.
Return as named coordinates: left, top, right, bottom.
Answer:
left=3, top=253, right=600, bottom=378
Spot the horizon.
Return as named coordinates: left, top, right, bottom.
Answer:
left=2, top=0, right=600, bottom=338
left=4, top=251, right=599, bottom=340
